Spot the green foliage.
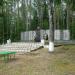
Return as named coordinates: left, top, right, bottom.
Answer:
left=72, top=0, right=75, bottom=11
left=0, top=0, right=3, bottom=6
left=0, top=0, right=75, bottom=43
left=43, top=19, right=49, bottom=29
left=55, top=0, right=61, bottom=5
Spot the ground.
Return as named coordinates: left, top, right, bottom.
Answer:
left=0, top=45, right=75, bottom=75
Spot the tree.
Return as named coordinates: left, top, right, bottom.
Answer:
left=47, top=0, right=54, bottom=52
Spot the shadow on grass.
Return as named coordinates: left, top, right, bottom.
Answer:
left=0, top=57, right=19, bottom=63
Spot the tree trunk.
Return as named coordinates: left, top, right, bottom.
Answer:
left=47, top=0, right=54, bottom=52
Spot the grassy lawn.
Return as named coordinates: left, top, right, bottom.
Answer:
left=0, top=45, right=75, bottom=75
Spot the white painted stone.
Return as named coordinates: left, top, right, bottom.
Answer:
left=54, top=30, right=61, bottom=40
left=49, top=42, right=54, bottom=52
left=63, top=30, right=70, bottom=40
left=0, top=42, right=43, bottom=52
left=7, top=39, right=11, bottom=44
left=41, top=39, right=45, bottom=46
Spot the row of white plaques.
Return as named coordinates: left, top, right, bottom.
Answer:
left=21, top=29, right=70, bottom=41
left=54, top=30, right=70, bottom=40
